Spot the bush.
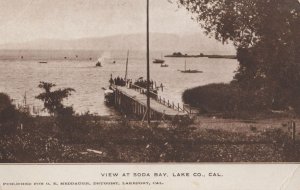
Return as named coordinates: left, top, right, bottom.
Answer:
left=183, top=83, right=236, bottom=113
left=182, top=83, right=271, bottom=118
left=0, top=93, right=19, bottom=134
left=0, top=131, right=65, bottom=162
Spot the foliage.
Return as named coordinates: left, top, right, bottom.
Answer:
left=178, top=0, right=299, bottom=48
left=36, top=81, right=75, bottom=116
left=35, top=82, right=76, bottom=140
left=0, top=111, right=298, bottom=162
left=178, top=0, right=300, bottom=113
left=234, top=46, right=300, bottom=111
left=0, top=131, right=65, bottom=162
left=182, top=83, right=273, bottom=118
left=0, top=93, right=17, bottom=122
left=172, top=52, right=183, bottom=56
left=0, top=93, right=19, bottom=134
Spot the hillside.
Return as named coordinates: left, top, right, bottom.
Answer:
left=0, top=33, right=235, bottom=54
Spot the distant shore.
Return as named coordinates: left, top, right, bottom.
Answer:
left=165, top=52, right=236, bottom=59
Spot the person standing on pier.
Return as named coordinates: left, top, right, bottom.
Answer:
left=109, top=74, right=113, bottom=86
left=160, top=83, right=164, bottom=92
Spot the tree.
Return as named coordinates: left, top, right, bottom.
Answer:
left=0, top=93, right=16, bottom=122
left=0, top=93, right=21, bottom=134
left=178, top=0, right=300, bottom=111
left=36, top=82, right=76, bottom=139
left=178, top=0, right=299, bottom=47
left=36, top=82, right=75, bottom=116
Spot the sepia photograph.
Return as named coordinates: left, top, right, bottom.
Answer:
left=0, top=0, right=299, bottom=165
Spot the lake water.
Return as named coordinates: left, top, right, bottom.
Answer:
left=0, top=50, right=238, bottom=115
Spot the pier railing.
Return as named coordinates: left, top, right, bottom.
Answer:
left=112, top=83, right=200, bottom=115
left=16, top=103, right=44, bottom=116
left=130, top=84, right=158, bottom=99
left=129, top=84, right=193, bottom=114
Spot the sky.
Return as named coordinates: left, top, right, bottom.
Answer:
left=0, top=0, right=204, bottom=44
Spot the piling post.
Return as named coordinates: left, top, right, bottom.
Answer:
left=114, top=89, right=117, bottom=106
left=292, top=121, right=296, bottom=144
left=146, top=0, right=150, bottom=125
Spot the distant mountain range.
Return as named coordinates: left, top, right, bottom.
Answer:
left=0, top=33, right=236, bottom=55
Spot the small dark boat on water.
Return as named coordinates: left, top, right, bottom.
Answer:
left=96, top=61, right=102, bottom=67
left=180, top=69, right=202, bottom=73
left=39, top=61, right=47, bottom=64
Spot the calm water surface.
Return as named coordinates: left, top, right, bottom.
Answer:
left=0, top=52, right=238, bottom=115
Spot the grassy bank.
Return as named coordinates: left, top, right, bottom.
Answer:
left=1, top=113, right=299, bottom=162
left=1, top=91, right=299, bottom=162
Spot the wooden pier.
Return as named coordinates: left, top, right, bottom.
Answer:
left=111, top=85, right=189, bottom=120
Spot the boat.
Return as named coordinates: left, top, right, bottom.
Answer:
left=179, top=60, right=202, bottom=73
left=153, top=58, right=165, bottom=64
left=95, top=61, right=102, bottom=67
left=104, top=88, right=114, bottom=105
left=161, top=63, right=168, bottom=67
left=181, top=69, right=202, bottom=73
left=39, top=61, right=47, bottom=64
left=153, top=53, right=165, bottom=64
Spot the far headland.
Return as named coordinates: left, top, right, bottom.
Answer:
left=165, top=52, right=236, bottom=59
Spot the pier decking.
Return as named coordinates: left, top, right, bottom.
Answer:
left=112, top=85, right=188, bottom=120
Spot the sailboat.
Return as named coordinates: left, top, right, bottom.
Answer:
left=103, top=51, right=129, bottom=105
left=179, top=60, right=202, bottom=73
left=153, top=53, right=165, bottom=64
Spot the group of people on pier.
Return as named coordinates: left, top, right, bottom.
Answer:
left=134, top=78, right=154, bottom=89
left=109, top=76, right=127, bottom=86
left=109, top=75, right=164, bottom=91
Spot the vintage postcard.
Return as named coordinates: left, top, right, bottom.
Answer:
left=0, top=0, right=299, bottom=189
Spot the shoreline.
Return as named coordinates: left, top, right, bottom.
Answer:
left=165, top=54, right=236, bottom=59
